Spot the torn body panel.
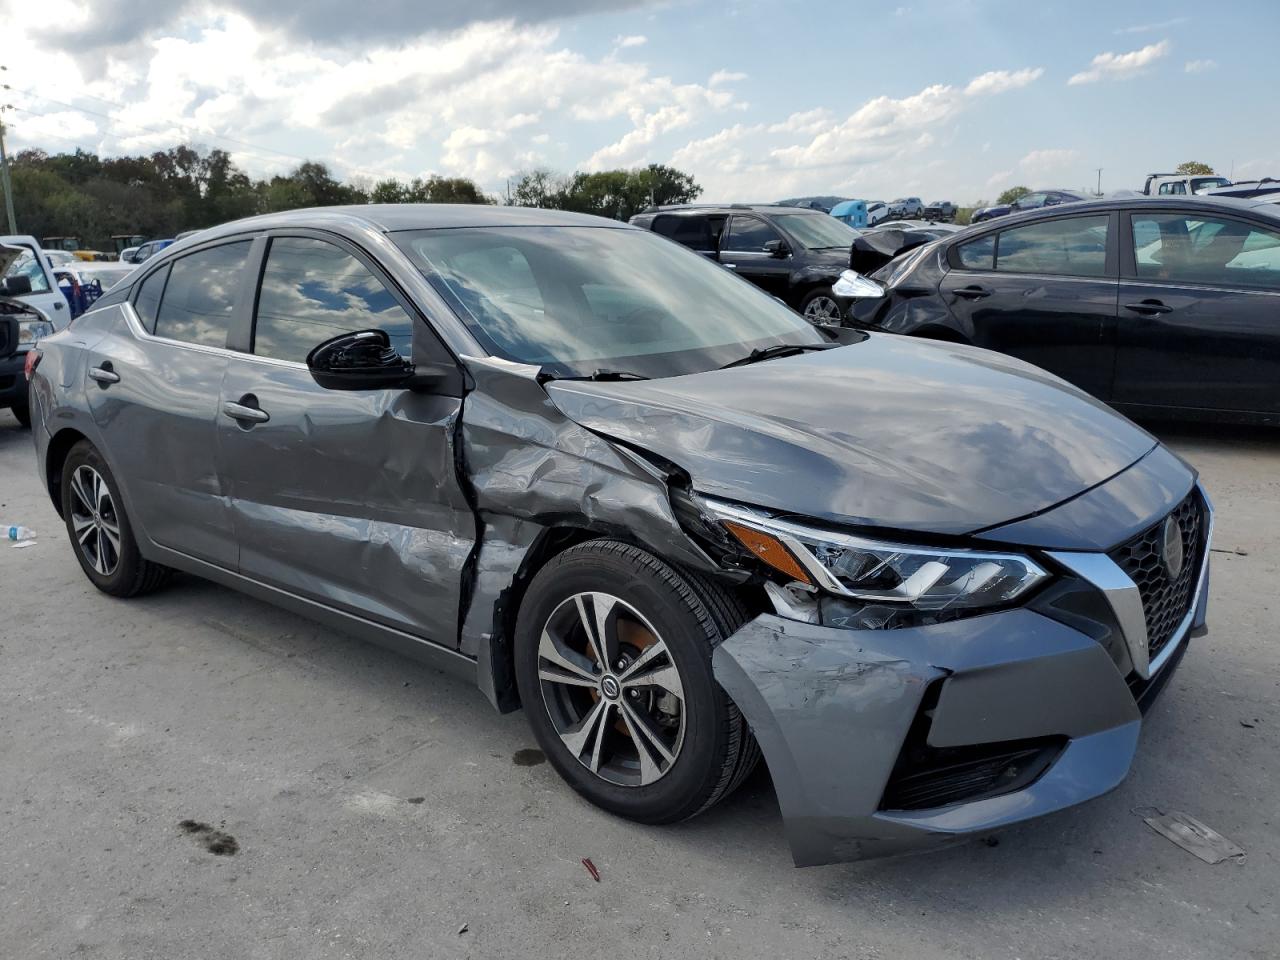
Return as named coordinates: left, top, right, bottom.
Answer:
left=713, top=609, right=1151, bottom=867
left=215, top=357, right=475, bottom=644
left=455, top=356, right=724, bottom=709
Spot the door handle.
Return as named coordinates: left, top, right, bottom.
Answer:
left=954, top=285, right=992, bottom=300
left=1123, top=300, right=1173, bottom=315
left=88, top=363, right=120, bottom=384
left=222, top=400, right=270, bottom=424
left=722, top=263, right=737, bottom=270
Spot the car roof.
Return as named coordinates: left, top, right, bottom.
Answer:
left=636, top=203, right=825, bottom=217
left=968, top=194, right=1280, bottom=229
left=188, top=203, right=634, bottom=245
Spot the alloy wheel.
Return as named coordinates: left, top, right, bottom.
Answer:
left=537, top=591, right=687, bottom=787
left=803, top=295, right=842, bottom=323
left=69, top=465, right=121, bottom=576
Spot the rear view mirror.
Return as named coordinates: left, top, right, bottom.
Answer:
left=764, top=239, right=790, bottom=258
left=306, top=329, right=418, bottom=391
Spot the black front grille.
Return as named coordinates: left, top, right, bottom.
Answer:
left=880, top=740, right=1063, bottom=811
left=1108, top=491, right=1205, bottom=661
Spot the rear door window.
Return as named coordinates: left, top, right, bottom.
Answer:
left=1130, top=213, right=1280, bottom=290
left=153, top=241, right=251, bottom=347
left=253, top=237, right=413, bottom=362
left=955, top=235, right=996, bottom=270
left=993, top=215, right=1109, bottom=277
left=653, top=214, right=714, bottom=252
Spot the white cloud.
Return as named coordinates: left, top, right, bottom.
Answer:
left=1115, top=16, right=1188, bottom=35
left=2, top=11, right=742, bottom=187
left=985, top=169, right=1013, bottom=187
left=964, top=67, right=1043, bottom=96
left=1184, top=59, right=1217, bottom=74
left=671, top=66, right=1043, bottom=200
left=613, top=34, right=647, bottom=48
left=1020, top=148, right=1081, bottom=174
left=709, top=70, right=748, bottom=86
left=1068, top=40, right=1170, bottom=85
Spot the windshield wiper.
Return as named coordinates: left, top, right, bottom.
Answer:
left=718, top=342, right=838, bottom=370
left=541, top=368, right=651, bottom=383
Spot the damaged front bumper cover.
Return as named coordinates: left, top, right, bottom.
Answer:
left=713, top=565, right=1209, bottom=866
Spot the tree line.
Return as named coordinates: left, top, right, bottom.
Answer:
left=2, top=144, right=702, bottom=250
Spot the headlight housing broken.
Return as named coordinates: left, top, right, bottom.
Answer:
left=700, top=496, right=1048, bottom=628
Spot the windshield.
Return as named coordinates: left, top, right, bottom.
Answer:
left=1, top=247, right=51, bottom=294
left=772, top=213, right=860, bottom=249
left=394, top=226, right=822, bottom=378
left=1191, top=178, right=1231, bottom=194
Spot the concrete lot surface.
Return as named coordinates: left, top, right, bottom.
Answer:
left=1, top=410, right=1276, bottom=960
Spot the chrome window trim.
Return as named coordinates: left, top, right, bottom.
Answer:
left=947, top=269, right=1110, bottom=286
left=1047, top=481, right=1214, bottom=681
left=121, top=300, right=308, bottom=370
left=1117, top=278, right=1280, bottom=298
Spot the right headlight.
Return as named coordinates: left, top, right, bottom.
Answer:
left=699, top=496, right=1048, bottom=628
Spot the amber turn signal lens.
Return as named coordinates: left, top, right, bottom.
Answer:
left=723, top=520, right=814, bottom=586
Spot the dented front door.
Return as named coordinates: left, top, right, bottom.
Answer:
left=215, top=358, right=475, bottom=645
left=213, top=232, right=475, bottom=647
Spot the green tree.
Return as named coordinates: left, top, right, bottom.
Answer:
left=1174, top=161, right=1215, bottom=176
left=997, top=186, right=1032, bottom=205
left=508, top=163, right=701, bottom=220
left=509, top=168, right=564, bottom=208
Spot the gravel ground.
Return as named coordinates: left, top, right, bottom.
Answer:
left=0, top=410, right=1276, bottom=960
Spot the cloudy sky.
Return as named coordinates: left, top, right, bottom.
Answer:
left=1, top=0, right=1275, bottom=203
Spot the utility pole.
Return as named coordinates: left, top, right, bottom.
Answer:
left=1095, top=168, right=1103, bottom=197
left=0, top=114, right=16, bottom=235
left=0, top=65, right=16, bottom=234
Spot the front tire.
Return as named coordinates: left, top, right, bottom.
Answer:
left=800, top=287, right=843, bottom=325
left=514, top=540, right=758, bottom=824
left=60, top=440, right=171, bottom=597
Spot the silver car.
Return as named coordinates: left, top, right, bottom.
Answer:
left=27, top=205, right=1211, bottom=866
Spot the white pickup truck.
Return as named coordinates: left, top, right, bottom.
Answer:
left=0, top=234, right=72, bottom=326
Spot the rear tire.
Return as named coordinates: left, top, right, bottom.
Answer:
left=60, top=440, right=171, bottom=597
left=10, top=401, right=31, bottom=429
left=514, top=539, right=758, bottom=824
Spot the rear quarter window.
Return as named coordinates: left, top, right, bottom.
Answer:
left=131, top=265, right=169, bottom=333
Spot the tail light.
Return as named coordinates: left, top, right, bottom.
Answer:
left=24, top=349, right=42, bottom=381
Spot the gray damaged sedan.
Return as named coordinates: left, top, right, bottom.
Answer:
left=26, top=205, right=1212, bottom=866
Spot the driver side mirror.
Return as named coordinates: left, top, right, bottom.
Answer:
left=307, top=329, right=443, bottom=392
left=764, top=239, right=790, bottom=258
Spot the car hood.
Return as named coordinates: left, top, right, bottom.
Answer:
left=545, top=334, right=1159, bottom=537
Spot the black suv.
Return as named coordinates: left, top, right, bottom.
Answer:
left=629, top=204, right=861, bottom=323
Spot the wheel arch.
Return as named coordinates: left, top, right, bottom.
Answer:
left=44, top=427, right=90, bottom=518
